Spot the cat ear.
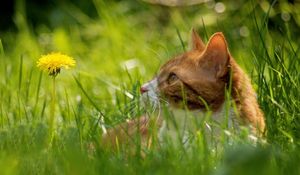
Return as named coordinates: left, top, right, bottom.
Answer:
left=203, top=32, right=230, bottom=78
left=190, top=28, right=205, bottom=51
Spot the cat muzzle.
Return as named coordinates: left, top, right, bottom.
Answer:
left=140, top=86, right=149, bottom=94
left=140, top=78, right=158, bottom=94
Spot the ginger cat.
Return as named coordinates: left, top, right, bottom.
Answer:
left=102, top=29, right=265, bottom=147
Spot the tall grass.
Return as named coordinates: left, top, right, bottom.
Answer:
left=0, top=0, right=299, bottom=174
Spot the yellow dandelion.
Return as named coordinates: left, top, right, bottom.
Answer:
left=37, top=52, right=76, bottom=76
left=37, top=52, right=76, bottom=144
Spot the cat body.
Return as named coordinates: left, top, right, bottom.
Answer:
left=103, top=29, right=265, bottom=147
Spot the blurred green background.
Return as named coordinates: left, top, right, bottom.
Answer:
left=0, top=0, right=300, bottom=174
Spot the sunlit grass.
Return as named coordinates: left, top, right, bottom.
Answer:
left=0, top=0, right=299, bottom=174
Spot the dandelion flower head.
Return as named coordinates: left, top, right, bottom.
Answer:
left=37, top=52, right=76, bottom=76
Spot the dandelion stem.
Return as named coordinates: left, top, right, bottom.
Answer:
left=50, top=76, right=56, bottom=136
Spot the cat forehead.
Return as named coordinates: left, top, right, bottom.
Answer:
left=160, top=50, right=203, bottom=70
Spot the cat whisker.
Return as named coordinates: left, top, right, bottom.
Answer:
left=155, top=96, right=169, bottom=105
left=119, top=101, right=139, bottom=111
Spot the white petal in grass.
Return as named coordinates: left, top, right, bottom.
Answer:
left=224, top=130, right=232, bottom=136
left=101, top=79, right=134, bottom=99
left=76, top=95, right=82, bottom=102
left=99, top=113, right=107, bottom=135
left=120, top=58, right=145, bottom=74
left=205, top=122, right=212, bottom=132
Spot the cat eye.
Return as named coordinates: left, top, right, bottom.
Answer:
left=167, top=73, right=178, bottom=84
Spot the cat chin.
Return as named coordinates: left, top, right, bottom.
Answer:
left=158, top=103, right=240, bottom=146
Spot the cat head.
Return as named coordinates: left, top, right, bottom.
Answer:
left=141, top=29, right=231, bottom=111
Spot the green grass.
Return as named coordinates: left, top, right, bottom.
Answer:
left=0, top=0, right=300, bottom=174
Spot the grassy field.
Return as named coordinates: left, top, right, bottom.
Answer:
left=0, top=0, right=299, bottom=174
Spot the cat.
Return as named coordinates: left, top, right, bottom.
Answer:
left=102, top=29, right=265, bottom=148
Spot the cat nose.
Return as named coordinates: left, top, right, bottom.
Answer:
left=140, top=86, right=148, bottom=94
